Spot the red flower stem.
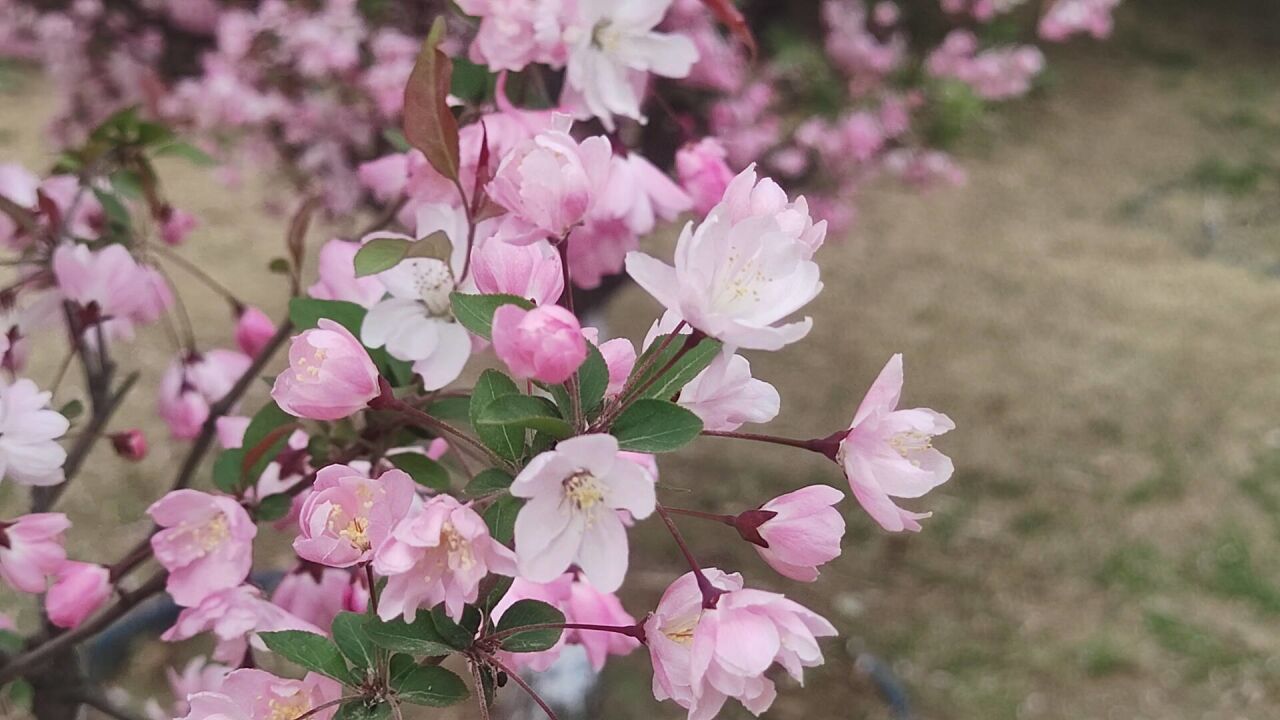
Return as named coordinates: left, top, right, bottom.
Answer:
left=661, top=506, right=736, bottom=526
left=482, top=652, right=560, bottom=720
left=655, top=504, right=724, bottom=609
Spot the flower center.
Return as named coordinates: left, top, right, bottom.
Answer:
left=265, top=692, right=311, bottom=720
left=291, top=346, right=327, bottom=383
left=441, top=521, right=475, bottom=569
left=564, top=470, right=605, bottom=512
left=194, top=513, right=229, bottom=552
left=890, top=431, right=932, bottom=458
left=410, top=259, right=455, bottom=317
left=329, top=509, right=371, bottom=551
left=662, top=615, right=700, bottom=646
left=591, top=20, right=620, bottom=51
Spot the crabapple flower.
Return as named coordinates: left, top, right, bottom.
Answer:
left=152, top=657, right=231, bottom=720
left=562, top=0, right=698, bottom=129
left=361, top=205, right=473, bottom=390
left=457, top=0, right=569, bottom=71
left=677, top=350, right=779, bottom=432
left=676, top=138, right=736, bottom=217
left=470, top=238, right=564, bottom=306
left=270, top=566, right=367, bottom=629
left=625, top=166, right=823, bottom=351
left=0, top=377, right=70, bottom=486
left=148, top=490, right=257, bottom=606
left=487, top=118, right=612, bottom=245
left=179, top=669, right=340, bottom=720
left=234, top=306, right=276, bottom=357
left=293, top=464, right=416, bottom=568
left=646, top=569, right=837, bottom=720
left=271, top=319, right=379, bottom=420
left=491, top=304, right=587, bottom=384
left=493, top=573, right=640, bottom=672
left=714, top=164, right=827, bottom=258
left=53, top=243, right=173, bottom=341
left=1039, top=0, right=1119, bottom=41
left=0, top=513, right=69, bottom=593
left=746, top=485, right=845, bottom=582
left=511, top=434, right=656, bottom=592
left=159, top=350, right=253, bottom=439
left=45, top=561, right=111, bottom=629
left=162, top=584, right=323, bottom=664
left=374, top=494, right=516, bottom=621
left=307, top=238, right=386, bottom=308
left=838, top=354, right=954, bottom=532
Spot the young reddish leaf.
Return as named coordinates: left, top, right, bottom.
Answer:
left=404, top=18, right=461, bottom=182
left=700, top=0, right=757, bottom=59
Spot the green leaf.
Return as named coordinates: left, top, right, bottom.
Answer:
left=288, top=297, right=367, bottom=335
left=470, top=370, right=522, bottom=461
left=495, top=599, right=565, bottom=652
left=352, top=231, right=452, bottom=278
left=426, top=396, right=470, bottom=423
left=449, top=292, right=533, bottom=341
left=611, top=399, right=704, bottom=453
left=388, top=653, right=419, bottom=687
left=212, top=448, right=247, bottom=494
left=388, top=452, right=450, bottom=492
left=481, top=575, right=514, bottom=616
left=430, top=605, right=477, bottom=650
left=58, top=399, right=83, bottom=421
left=450, top=57, right=490, bottom=102
left=154, top=141, right=216, bottom=166
left=332, top=611, right=378, bottom=671
left=483, top=494, right=522, bottom=546
left=475, top=394, right=572, bottom=440
left=268, top=257, right=291, bottom=275
left=391, top=665, right=470, bottom=707
left=383, top=128, right=411, bottom=152
left=92, top=188, right=131, bottom=229
left=637, top=337, right=722, bottom=402
left=257, top=631, right=353, bottom=683
left=464, top=469, right=512, bottom=499
left=255, top=494, right=292, bottom=522
left=334, top=700, right=391, bottom=720
left=576, top=342, right=611, bottom=413
left=404, top=18, right=460, bottom=181
left=0, top=630, right=21, bottom=654
left=364, top=614, right=456, bottom=658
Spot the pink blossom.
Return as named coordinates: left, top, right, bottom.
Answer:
left=0, top=513, right=69, bottom=593
left=234, top=306, right=276, bottom=357
left=597, top=153, right=691, bottom=237
left=491, top=304, right=587, bottom=384
left=646, top=569, right=837, bottom=720
left=1039, top=0, right=1119, bottom=42
left=271, top=319, right=380, bottom=421
left=294, top=464, right=416, bottom=567
left=53, top=243, right=172, bottom=341
left=357, top=153, right=410, bottom=203
left=566, top=216, right=638, bottom=290
left=926, top=30, right=1044, bottom=100
left=493, top=573, right=640, bottom=672
left=155, top=657, right=231, bottom=720
left=270, top=566, right=365, bottom=629
left=374, top=494, right=516, bottom=621
left=626, top=166, right=824, bottom=351
left=512, top=434, right=656, bottom=592
left=457, top=0, right=569, bottom=72
left=148, top=490, right=257, bottom=606
left=470, top=239, right=564, bottom=306
left=747, top=485, right=845, bottom=581
left=0, top=163, right=40, bottom=248
left=180, top=669, right=341, bottom=720
left=162, top=584, right=323, bottom=664
left=110, top=429, right=148, bottom=461
left=676, top=138, right=736, bottom=217
left=159, top=350, right=253, bottom=439
left=39, top=176, right=104, bottom=239
left=307, top=238, right=386, bottom=308
left=838, top=354, right=954, bottom=532
left=822, top=0, right=906, bottom=88
left=678, top=350, right=779, bottom=432
left=488, top=118, right=612, bottom=245
left=161, top=207, right=198, bottom=246
left=0, top=377, right=70, bottom=486
left=45, top=561, right=111, bottom=628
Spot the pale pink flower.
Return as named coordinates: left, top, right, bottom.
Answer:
left=0, top=377, right=70, bottom=486
left=493, top=572, right=640, bottom=672
left=487, top=118, right=612, bottom=245
left=492, top=575, right=574, bottom=672
left=838, top=354, right=954, bottom=532
left=374, top=494, right=516, bottom=621
left=1039, top=0, right=1119, bottom=41
left=307, top=238, right=386, bottom=308
left=270, top=566, right=365, bottom=629
left=294, top=464, right=416, bottom=567
left=470, top=238, right=564, bottom=306
left=234, top=306, right=276, bottom=357
left=149, top=490, right=257, bottom=606
left=180, top=669, right=340, bottom=720
left=357, top=153, right=410, bottom=203
left=676, top=138, right=736, bottom=217
left=566, top=216, right=638, bottom=290
left=39, top=176, right=104, bottom=239
left=562, top=0, right=697, bottom=129
left=457, top=0, right=569, bottom=71
left=597, top=153, right=691, bottom=237
left=159, top=350, right=253, bottom=439
left=926, top=30, right=1044, bottom=100
left=0, top=513, right=69, bottom=593
left=746, top=485, right=845, bottom=581
left=361, top=205, right=474, bottom=390
left=53, top=243, right=172, bottom=341
left=162, top=584, right=323, bottom=664
left=625, top=166, right=823, bottom=352
left=272, top=320, right=379, bottom=421
left=155, top=657, right=231, bottom=720
left=678, top=350, right=779, bottom=432
left=491, top=304, right=587, bottom=384
left=0, top=163, right=39, bottom=248
left=646, top=569, right=837, bottom=720
left=161, top=207, right=198, bottom=246
left=45, top=561, right=111, bottom=628
left=512, top=434, right=656, bottom=592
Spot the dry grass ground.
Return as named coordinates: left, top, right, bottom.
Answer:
left=3, top=2, right=1280, bottom=718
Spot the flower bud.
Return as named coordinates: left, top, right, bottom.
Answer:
left=109, top=429, right=147, bottom=461
left=234, top=306, right=276, bottom=357
left=271, top=320, right=380, bottom=421
left=45, top=561, right=111, bottom=629
left=491, top=304, right=587, bottom=384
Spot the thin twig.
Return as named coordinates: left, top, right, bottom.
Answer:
left=152, top=244, right=244, bottom=310
left=482, top=653, right=560, bottom=720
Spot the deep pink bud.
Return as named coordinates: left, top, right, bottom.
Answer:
left=271, top=320, right=380, bottom=421
left=45, top=561, right=111, bottom=628
left=161, top=207, right=198, bottom=246
left=491, top=304, right=587, bottom=384
left=110, top=429, right=147, bottom=461
left=234, top=306, right=276, bottom=357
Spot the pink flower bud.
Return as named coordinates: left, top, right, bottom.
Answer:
left=109, top=429, right=147, bottom=461
left=740, top=485, right=845, bottom=582
left=234, top=306, right=276, bottom=357
left=676, top=138, right=735, bottom=217
left=0, top=513, right=69, bottom=593
left=491, top=304, right=587, bottom=384
left=271, top=319, right=380, bottom=421
left=45, top=561, right=111, bottom=629
left=161, top=207, right=198, bottom=246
